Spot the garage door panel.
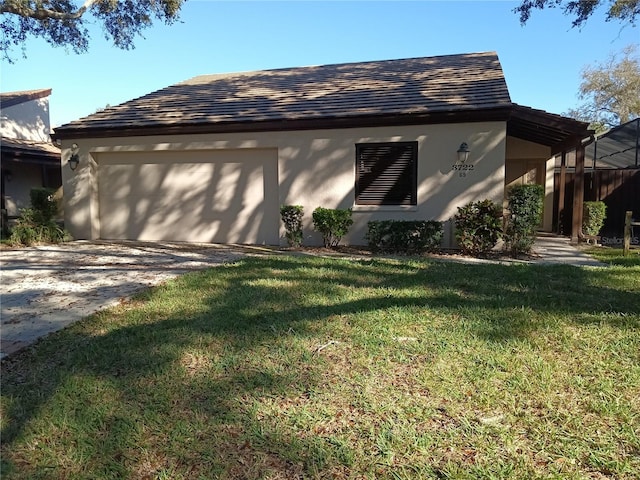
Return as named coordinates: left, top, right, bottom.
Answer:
left=97, top=149, right=279, bottom=244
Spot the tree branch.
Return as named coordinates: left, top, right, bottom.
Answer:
left=0, top=0, right=97, bottom=21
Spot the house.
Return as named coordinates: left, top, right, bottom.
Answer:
left=1, top=89, right=61, bottom=222
left=52, top=52, right=593, bottom=247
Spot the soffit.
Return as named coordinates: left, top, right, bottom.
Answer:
left=507, top=104, right=593, bottom=154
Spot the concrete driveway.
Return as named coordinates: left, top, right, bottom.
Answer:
left=0, top=241, right=245, bottom=359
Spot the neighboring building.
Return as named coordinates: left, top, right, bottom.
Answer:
left=1, top=89, right=61, bottom=219
left=52, top=52, right=592, bottom=247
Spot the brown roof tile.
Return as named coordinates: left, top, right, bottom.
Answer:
left=54, top=52, right=512, bottom=138
left=1, top=138, right=60, bottom=163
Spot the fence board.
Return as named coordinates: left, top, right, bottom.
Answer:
left=553, top=169, right=640, bottom=243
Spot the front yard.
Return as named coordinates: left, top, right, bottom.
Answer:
left=1, top=252, right=639, bottom=479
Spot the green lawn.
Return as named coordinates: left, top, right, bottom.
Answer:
left=1, top=252, right=639, bottom=479
left=584, top=245, right=640, bottom=267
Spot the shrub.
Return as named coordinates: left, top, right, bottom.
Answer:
left=366, top=220, right=442, bottom=254
left=30, top=188, right=58, bottom=223
left=9, top=188, right=70, bottom=246
left=280, top=205, right=304, bottom=247
left=312, top=207, right=353, bottom=248
left=583, top=201, right=607, bottom=237
left=454, top=199, right=503, bottom=255
left=504, top=184, right=544, bottom=256
left=10, top=208, right=69, bottom=246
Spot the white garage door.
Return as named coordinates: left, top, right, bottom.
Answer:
left=97, top=149, right=279, bottom=244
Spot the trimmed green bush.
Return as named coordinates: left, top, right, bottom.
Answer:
left=454, top=199, right=503, bottom=255
left=312, top=207, right=353, bottom=248
left=10, top=188, right=70, bottom=246
left=280, top=205, right=304, bottom=247
left=504, top=184, right=544, bottom=256
left=583, top=201, right=607, bottom=237
left=366, top=220, right=442, bottom=254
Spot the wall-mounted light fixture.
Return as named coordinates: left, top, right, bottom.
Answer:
left=69, top=143, right=80, bottom=171
left=457, top=142, right=470, bottom=163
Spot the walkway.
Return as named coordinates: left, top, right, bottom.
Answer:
left=532, top=233, right=606, bottom=267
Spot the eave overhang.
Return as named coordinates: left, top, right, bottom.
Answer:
left=507, top=104, right=594, bottom=155
left=1, top=140, right=61, bottom=166
left=52, top=107, right=513, bottom=141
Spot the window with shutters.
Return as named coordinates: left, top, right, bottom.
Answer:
left=355, top=142, right=418, bottom=205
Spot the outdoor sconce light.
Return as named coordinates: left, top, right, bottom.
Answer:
left=457, top=142, right=470, bottom=163
left=69, top=143, right=80, bottom=171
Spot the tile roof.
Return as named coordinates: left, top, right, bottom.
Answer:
left=1, top=138, right=60, bottom=164
left=54, top=52, right=512, bottom=138
left=0, top=89, right=52, bottom=109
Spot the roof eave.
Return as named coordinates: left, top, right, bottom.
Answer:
left=0, top=88, right=52, bottom=109
left=52, top=107, right=513, bottom=141
left=507, top=104, right=594, bottom=154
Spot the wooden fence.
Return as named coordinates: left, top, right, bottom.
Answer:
left=553, top=169, right=640, bottom=244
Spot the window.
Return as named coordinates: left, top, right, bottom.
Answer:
left=355, top=142, right=418, bottom=205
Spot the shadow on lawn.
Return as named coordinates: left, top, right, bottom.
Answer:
left=1, top=256, right=638, bottom=478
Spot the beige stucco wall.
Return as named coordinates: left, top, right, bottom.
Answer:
left=505, top=136, right=554, bottom=231
left=61, top=121, right=507, bottom=247
left=1, top=97, right=52, bottom=142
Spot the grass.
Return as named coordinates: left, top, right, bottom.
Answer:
left=1, top=250, right=639, bottom=479
left=584, top=245, right=640, bottom=267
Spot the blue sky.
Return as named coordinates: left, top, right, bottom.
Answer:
left=1, top=0, right=637, bottom=128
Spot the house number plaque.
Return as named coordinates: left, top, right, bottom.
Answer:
left=452, top=164, right=474, bottom=177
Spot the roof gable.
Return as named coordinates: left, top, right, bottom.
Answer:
left=54, top=52, right=512, bottom=139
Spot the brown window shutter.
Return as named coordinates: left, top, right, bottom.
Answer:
left=356, top=142, right=417, bottom=205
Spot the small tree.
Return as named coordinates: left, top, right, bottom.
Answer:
left=504, top=184, right=544, bottom=256
left=564, top=45, right=640, bottom=132
left=312, top=207, right=353, bottom=248
left=280, top=205, right=304, bottom=247
left=454, top=199, right=503, bottom=256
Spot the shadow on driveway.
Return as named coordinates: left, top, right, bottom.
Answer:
left=0, top=240, right=246, bottom=358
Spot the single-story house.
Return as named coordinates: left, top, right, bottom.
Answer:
left=1, top=89, right=62, bottom=220
left=52, top=52, right=593, bottom=247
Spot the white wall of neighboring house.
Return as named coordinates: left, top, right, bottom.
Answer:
left=1, top=96, right=52, bottom=142
left=1, top=93, right=57, bottom=217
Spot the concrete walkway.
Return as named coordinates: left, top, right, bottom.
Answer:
left=0, top=236, right=604, bottom=360
left=531, top=233, right=606, bottom=267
